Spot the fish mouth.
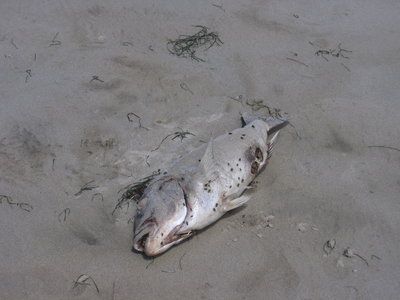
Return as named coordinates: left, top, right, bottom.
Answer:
left=133, top=222, right=192, bottom=256
left=133, top=215, right=157, bottom=251
left=133, top=225, right=153, bottom=252
left=144, top=227, right=192, bottom=257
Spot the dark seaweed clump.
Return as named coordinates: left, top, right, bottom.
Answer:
left=167, top=25, right=223, bottom=62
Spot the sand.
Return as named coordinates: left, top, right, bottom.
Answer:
left=1, top=0, right=400, bottom=299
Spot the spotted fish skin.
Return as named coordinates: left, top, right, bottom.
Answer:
left=178, top=114, right=287, bottom=233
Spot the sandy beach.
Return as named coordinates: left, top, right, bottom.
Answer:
left=1, top=0, right=400, bottom=299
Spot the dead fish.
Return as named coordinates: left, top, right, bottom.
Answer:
left=132, top=113, right=288, bottom=256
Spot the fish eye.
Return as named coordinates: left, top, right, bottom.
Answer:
left=255, top=147, right=263, bottom=161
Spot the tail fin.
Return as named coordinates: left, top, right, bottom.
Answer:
left=241, top=112, right=289, bottom=133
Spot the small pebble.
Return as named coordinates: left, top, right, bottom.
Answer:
left=297, top=222, right=308, bottom=232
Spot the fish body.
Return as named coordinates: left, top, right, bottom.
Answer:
left=178, top=115, right=282, bottom=233
left=132, top=113, right=288, bottom=256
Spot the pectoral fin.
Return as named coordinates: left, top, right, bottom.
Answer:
left=222, top=195, right=251, bottom=212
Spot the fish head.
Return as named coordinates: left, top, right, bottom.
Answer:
left=133, top=177, right=191, bottom=256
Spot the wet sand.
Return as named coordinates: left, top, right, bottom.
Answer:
left=1, top=1, right=400, bottom=299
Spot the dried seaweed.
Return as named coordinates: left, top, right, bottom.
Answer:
left=341, top=62, right=351, bottom=72
left=167, top=25, right=223, bottom=61
left=90, top=75, right=104, bottom=83
left=179, top=252, right=186, bottom=270
left=179, top=82, right=194, bottom=95
left=25, top=69, right=32, bottom=83
left=0, top=195, right=33, bottom=212
left=73, top=274, right=99, bottom=294
left=58, top=208, right=71, bottom=222
left=113, top=170, right=161, bottom=215
left=74, top=180, right=98, bottom=196
left=314, top=43, right=352, bottom=61
left=49, top=32, right=61, bottom=46
left=212, top=4, right=225, bottom=12
left=151, top=128, right=195, bottom=152
left=245, top=99, right=285, bottom=119
left=286, top=57, right=309, bottom=67
left=127, top=112, right=149, bottom=130
left=10, top=39, right=18, bottom=49
left=368, top=145, right=400, bottom=152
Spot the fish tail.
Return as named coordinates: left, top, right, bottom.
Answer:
left=241, top=112, right=289, bottom=133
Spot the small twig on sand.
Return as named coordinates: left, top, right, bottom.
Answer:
left=145, top=259, right=155, bottom=269
left=16, top=202, right=34, bottom=212
left=315, top=50, right=330, bottom=61
left=343, top=247, right=369, bottom=266
left=10, top=39, right=18, bottom=49
left=368, top=145, right=400, bottom=152
left=287, top=122, right=301, bottom=140
left=90, top=75, right=104, bottom=83
left=212, top=4, right=225, bottom=11
left=127, top=112, right=149, bottom=130
left=371, top=254, right=381, bottom=260
left=227, top=95, right=244, bottom=105
left=49, top=32, right=62, bottom=46
left=58, top=208, right=71, bottom=222
left=0, top=195, right=33, bottom=212
left=73, top=274, right=99, bottom=294
left=341, top=62, right=351, bottom=72
left=161, top=269, right=176, bottom=273
left=74, top=180, right=98, bottom=196
left=180, top=82, right=194, bottom=95
left=179, top=253, right=186, bottom=270
left=286, top=57, right=309, bottom=67
left=25, top=69, right=32, bottom=83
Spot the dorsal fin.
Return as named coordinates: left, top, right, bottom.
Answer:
left=241, top=112, right=289, bottom=132
left=198, top=139, right=219, bottom=180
